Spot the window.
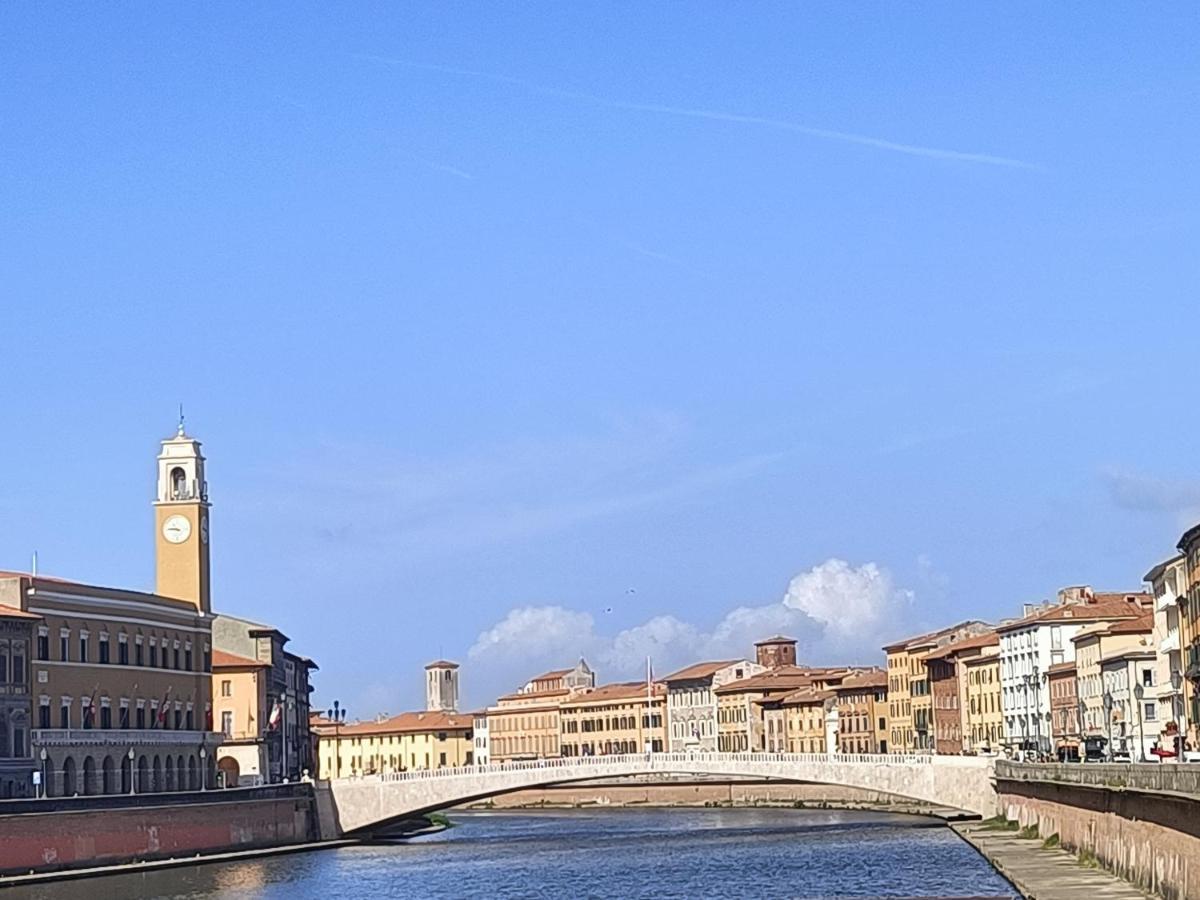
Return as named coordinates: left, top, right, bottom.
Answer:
left=99, top=635, right=110, bottom=664
left=1144, top=703, right=1157, bottom=722
left=1142, top=669, right=1154, bottom=688
left=136, top=705, right=146, bottom=729
left=136, top=639, right=144, bottom=667
left=186, top=708, right=194, bottom=730
left=39, top=703, right=51, bottom=729
left=60, top=704, right=70, bottom=729
left=221, top=680, right=232, bottom=697
left=79, top=633, right=88, bottom=663
left=60, top=631, right=69, bottom=662
left=185, top=646, right=193, bottom=671
left=100, top=705, right=112, bottom=729
left=37, top=630, right=49, bottom=662
left=120, top=705, right=130, bottom=729
left=439, top=752, right=447, bottom=767
left=118, top=636, right=129, bottom=666
left=149, top=643, right=158, bottom=668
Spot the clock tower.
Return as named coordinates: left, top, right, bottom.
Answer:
left=154, top=419, right=211, bottom=614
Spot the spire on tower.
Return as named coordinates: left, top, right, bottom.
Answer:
left=177, top=403, right=186, bottom=437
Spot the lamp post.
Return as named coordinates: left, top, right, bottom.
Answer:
left=1133, top=683, right=1146, bottom=763
left=326, top=701, right=347, bottom=779
left=1103, top=691, right=1114, bottom=762
left=39, top=748, right=48, bottom=799
left=128, top=747, right=136, bottom=795
left=1171, top=670, right=1184, bottom=762
left=199, top=746, right=207, bottom=791
left=1032, top=666, right=1042, bottom=757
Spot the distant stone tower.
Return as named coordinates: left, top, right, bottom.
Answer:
left=755, top=635, right=798, bottom=669
left=425, top=660, right=460, bottom=712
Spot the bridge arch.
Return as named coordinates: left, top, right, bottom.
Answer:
left=326, top=753, right=997, bottom=835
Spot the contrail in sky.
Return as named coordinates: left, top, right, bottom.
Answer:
left=356, top=54, right=1041, bottom=171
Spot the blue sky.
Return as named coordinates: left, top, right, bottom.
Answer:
left=1, top=6, right=1197, bottom=714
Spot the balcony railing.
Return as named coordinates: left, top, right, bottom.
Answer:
left=33, top=728, right=220, bottom=748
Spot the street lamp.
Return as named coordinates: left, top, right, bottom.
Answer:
left=326, top=700, right=347, bottom=778
left=39, top=748, right=48, bottom=799
left=128, top=747, right=136, bottom=795
left=1032, top=667, right=1042, bottom=756
left=1133, top=683, right=1146, bottom=763
left=1103, top=692, right=1114, bottom=762
left=199, top=746, right=207, bottom=792
left=1171, top=671, right=1184, bottom=761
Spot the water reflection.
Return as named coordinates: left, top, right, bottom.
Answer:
left=2, top=809, right=1017, bottom=900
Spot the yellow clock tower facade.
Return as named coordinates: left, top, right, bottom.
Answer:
left=154, top=422, right=212, bottom=614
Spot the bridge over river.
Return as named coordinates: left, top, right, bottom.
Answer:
left=321, top=752, right=998, bottom=835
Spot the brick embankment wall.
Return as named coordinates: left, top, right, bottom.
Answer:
left=999, top=780, right=1200, bottom=900
left=463, top=781, right=931, bottom=810
left=0, top=789, right=319, bottom=876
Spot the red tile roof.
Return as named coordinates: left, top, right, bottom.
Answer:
left=882, top=620, right=988, bottom=652
left=1106, top=615, right=1153, bottom=635
left=212, top=649, right=268, bottom=669
left=997, top=597, right=1148, bottom=633
left=833, top=670, right=887, bottom=691
left=661, top=660, right=744, bottom=682
left=0, top=604, right=41, bottom=620
left=922, top=631, right=1000, bottom=660
left=331, top=709, right=473, bottom=737
left=561, top=682, right=665, bottom=705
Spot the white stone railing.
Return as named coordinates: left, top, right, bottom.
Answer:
left=339, top=751, right=939, bottom=785
left=32, top=728, right=220, bottom=748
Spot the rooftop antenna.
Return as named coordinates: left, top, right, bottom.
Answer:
left=177, top=403, right=186, bottom=437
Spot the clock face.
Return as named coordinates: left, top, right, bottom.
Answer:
left=162, top=514, right=192, bottom=544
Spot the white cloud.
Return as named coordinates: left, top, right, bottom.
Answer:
left=781, top=558, right=912, bottom=638
left=462, top=558, right=911, bottom=707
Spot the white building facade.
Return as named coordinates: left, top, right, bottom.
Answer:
left=1145, top=555, right=1189, bottom=753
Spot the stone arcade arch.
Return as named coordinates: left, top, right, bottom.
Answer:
left=165, top=756, right=175, bottom=792
left=101, top=755, right=115, bottom=795
left=61, top=756, right=77, bottom=797
left=138, top=755, right=150, bottom=793
left=217, top=755, right=240, bottom=788
left=152, top=755, right=163, bottom=792
left=187, top=756, right=198, bottom=791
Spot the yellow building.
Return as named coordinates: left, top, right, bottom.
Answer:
left=883, top=621, right=990, bottom=753
left=767, top=687, right=834, bottom=754
left=715, top=667, right=820, bottom=752
left=1177, top=524, right=1200, bottom=748
left=1072, top=615, right=1153, bottom=748
left=211, top=649, right=270, bottom=786
left=832, top=671, right=888, bottom=754
left=488, top=689, right=570, bottom=761
left=559, top=682, right=665, bottom=756
left=0, top=424, right=222, bottom=798
left=963, top=651, right=1003, bottom=753
left=315, top=710, right=473, bottom=777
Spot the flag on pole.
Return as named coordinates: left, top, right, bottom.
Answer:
left=85, top=684, right=99, bottom=724
left=157, top=686, right=173, bottom=726
left=267, top=699, right=283, bottom=732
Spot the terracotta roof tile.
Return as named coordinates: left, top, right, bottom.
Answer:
left=661, top=660, right=744, bottom=682
left=922, top=631, right=1000, bottom=660
left=212, top=649, right=268, bottom=669
left=331, top=710, right=473, bottom=737
left=561, top=682, right=665, bottom=704
left=0, top=604, right=40, bottom=620
left=997, top=597, right=1149, bottom=633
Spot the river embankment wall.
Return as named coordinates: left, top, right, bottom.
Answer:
left=996, top=764, right=1200, bottom=900
left=0, top=784, right=319, bottom=877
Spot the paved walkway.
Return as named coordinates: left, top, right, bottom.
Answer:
left=953, top=823, right=1155, bottom=900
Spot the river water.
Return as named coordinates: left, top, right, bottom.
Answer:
left=7, top=809, right=1018, bottom=899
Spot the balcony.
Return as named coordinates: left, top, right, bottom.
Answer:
left=33, top=729, right=220, bottom=748
left=1159, top=632, right=1180, bottom=654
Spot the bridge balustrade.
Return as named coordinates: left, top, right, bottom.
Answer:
left=340, top=751, right=940, bottom=785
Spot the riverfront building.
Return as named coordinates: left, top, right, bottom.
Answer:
left=315, top=710, right=474, bottom=776
left=211, top=613, right=317, bottom=784
left=1144, top=555, right=1189, bottom=755
left=0, top=425, right=222, bottom=797
left=559, top=681, right=666, bottom=756
left=925, top=632, right=999, bottom=756
left=1047, top=662, right=1081, bottom=760
left=963, top=650, right=1002, bottom=753
left=663, top=659, right=764, bottom=752
left=883, top=621, right=990, bottom=753
left=1001, top=590, right=1150, bottom=756
left=832, top=670, right=888, bottom=754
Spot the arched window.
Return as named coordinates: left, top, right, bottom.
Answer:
left=170, top=467, right=187, bottom=500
